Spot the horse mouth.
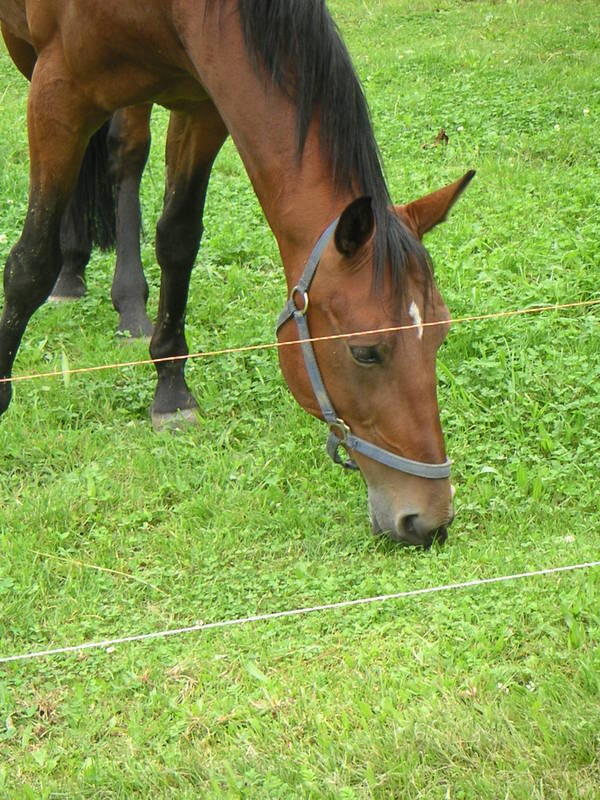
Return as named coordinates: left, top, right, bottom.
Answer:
left=424, top=526, right=448, bottom=548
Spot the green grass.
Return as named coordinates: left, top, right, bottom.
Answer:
left=1, top=0, right=600, bottom=796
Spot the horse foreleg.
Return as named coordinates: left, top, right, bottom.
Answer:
left=150, top=104, right=228, bottom=430
left=0, top=58, right=105, bottom=416
left=108, top=104, right=153, bottom=338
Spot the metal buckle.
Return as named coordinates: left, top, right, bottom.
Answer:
left=330, top=418, right=350, bottom=442
left=290, top=285, right=309, bottom=316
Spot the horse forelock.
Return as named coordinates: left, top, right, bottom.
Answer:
left=374, top=207, right=432, bottom=312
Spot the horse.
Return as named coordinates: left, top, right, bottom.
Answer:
left=0, top=0, right=474, bottom=547
left=0, top=17, right=153, bottom=337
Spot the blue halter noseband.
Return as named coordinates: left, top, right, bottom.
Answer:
left=276, top=218, right=452, bottom=479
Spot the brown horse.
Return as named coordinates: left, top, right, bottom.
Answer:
left=0, top=0, right=473, bottom=546
left=0, top=16, right=153, bottom=336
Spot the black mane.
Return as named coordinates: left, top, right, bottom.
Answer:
left=229, top=0, right=431, bottom=295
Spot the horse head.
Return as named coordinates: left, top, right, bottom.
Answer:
left=278, top=171, right=474, bottom=546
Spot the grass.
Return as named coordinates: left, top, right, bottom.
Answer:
left=1, top=0, right=600, bottom=796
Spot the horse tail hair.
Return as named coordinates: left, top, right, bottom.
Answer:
left=67, top=121, right=117, bottom=251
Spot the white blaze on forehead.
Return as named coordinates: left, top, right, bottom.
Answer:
left=408, top=300, right=424, bottom=339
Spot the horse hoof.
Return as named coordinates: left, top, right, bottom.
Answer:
left=115, top=331, right=151, bottom=346
left=117, top=313, right=154, bottom=340
left=48, top=292, right=84, bottom=304
left=0, top=381, right=12, bottom=417
left=150, top=407, right=201, bottom=431
left=50, top=273, right=87, bottom=301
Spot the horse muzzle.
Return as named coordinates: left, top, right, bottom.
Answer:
left=369, top=489, right=455, bottom=548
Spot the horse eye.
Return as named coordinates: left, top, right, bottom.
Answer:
left=350, top=346, right=382, bottom=365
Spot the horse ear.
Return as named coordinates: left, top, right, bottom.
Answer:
left=334, top=197, right=374, bottom=258
left=400, top=170, right=475, bottom=239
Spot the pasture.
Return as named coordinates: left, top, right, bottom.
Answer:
left=1, top=0, right=599, bottom=796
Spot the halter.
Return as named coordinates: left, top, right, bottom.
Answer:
left=276, top=218, right=452, bottom=479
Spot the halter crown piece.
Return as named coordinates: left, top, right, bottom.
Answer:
left=276, top=218, right=452, bottom=479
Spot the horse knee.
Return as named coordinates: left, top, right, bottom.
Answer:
left=4, top=229, right=62, bottom=311
left=156, top=216, right=204, bottom=273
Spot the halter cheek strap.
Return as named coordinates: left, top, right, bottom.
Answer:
left=276, top=218, right=452, bottom=480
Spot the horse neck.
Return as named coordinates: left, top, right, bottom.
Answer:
left=180, top=1, right=356, bottom=286
left=237, top=126, right=354, bottom=283
left=222, top=101, right=353, bottom=286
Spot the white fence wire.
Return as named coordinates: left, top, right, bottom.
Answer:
left=1, top=560, right=598, bottom=665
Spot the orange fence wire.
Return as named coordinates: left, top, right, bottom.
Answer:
left=1, top=297, right=599, bottom=386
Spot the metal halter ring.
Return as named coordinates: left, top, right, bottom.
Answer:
left=290, top=285, right=309, bottom=316
left=330, top=418, right=350, bottom=442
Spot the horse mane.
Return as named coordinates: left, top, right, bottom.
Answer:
left=221, top=0, right=431, bottom=298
